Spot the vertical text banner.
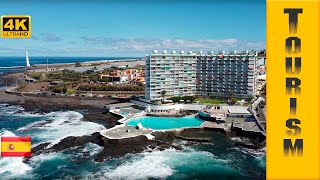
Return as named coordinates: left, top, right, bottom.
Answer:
left=267, top=0, right=320, bottom=179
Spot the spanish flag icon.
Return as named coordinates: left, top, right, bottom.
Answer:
left=0, top=136, right=31, bottom=157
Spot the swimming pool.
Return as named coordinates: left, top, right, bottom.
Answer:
left=126, top=116, right=204, bottom=130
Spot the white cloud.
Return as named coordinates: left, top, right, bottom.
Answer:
left=80, top=37, right=265, bottom=54
left=0, top=37, right=265, bottom=56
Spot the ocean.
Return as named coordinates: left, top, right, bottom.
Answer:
left=0, top=104, right=266, bottom=180
left=0, top=57, right=139, bottom=73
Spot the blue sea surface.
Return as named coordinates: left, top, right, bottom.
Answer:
left=127, top=116, right=204, bottom=130
left=0, top=56, right=139, bottom=73
left=0, top=104, right=266, bottom=179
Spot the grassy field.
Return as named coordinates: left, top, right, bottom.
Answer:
left=197, top=98, right=226, bottom=104
left=66, top=89, right=77, bottom=95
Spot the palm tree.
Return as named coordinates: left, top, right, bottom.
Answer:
left=161, top=90, right=167, bottom=103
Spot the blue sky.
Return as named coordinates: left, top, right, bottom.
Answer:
left=0, top=0, right=265, bottom=57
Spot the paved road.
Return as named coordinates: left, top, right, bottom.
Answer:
left=249, top=97, right=266, bottom=132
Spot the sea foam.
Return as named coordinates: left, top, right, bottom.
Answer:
left=90, top=148, right=232, bottom=180
left=0, top=105, right=25, bottom=116
left=96, top=152, right=174, bottom=179
left=17, top=111, right=106, bottom=147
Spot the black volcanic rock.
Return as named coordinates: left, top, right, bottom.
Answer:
left=151, top=131, right=177, bottom=142
left=31, top=132, right=104, bottom=156
left=31, top=132, right=182, bottom=163
left=94, top=135, right=179, bottom=162
left=48, top=132, right=104, bottom=152
left=82, top=112, right=120, bottom=129
left=31, top=142, right=51, bottom=156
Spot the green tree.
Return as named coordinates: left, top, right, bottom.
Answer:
left=182, top=96, right=196, bottom=102
left=170, top=96, right=182, bottom=103
left=62, top=86, right=67, bottom=94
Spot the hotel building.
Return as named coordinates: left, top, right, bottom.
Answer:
left=145, top=50, right=197, bottom=101
left=145, top=50, right=257, bottom=101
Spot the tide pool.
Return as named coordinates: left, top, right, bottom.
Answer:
left=126, top=116, right=204, bottom=130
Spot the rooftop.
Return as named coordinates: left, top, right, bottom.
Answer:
left=221, top=106, right=251, bottom=114
left=148, top=50, right=258, bottom=56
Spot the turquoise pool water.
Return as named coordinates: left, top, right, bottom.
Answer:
left=126, top=116, right=204, bottom=130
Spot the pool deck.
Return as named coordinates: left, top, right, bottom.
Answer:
left=100, top=124, right=152, bottom=139
left=200, top=121, right=226, bottom=130
left=101, top=106, right=263, bottom=140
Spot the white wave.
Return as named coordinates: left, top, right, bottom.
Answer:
left=82, top=143, right=103, bottom=156
left=0, top=157, right=33, bottom=179
left=28, top=152, right=63, bottom=170
left=98, top=152, right=174, bottom=179
left=0, top=103, right=9, bottom=108
left=230, top=137, right=243, bottom=141
left=17, top=111, right=106, bottom=147
left=0, top=130, right=33, bottom=179
left=0, top=105, right=25, bottom=116
left=0, top=129, right=16, bottom=136
left=90, top=148, right=228, bottom=180
left=231, top=146, right=266, bottom=157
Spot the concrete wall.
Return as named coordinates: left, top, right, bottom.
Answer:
left=131, top=100, right=207, bottom=111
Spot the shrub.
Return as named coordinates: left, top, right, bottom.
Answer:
left=170, top=96, right=182, bottom=103
left=182, top=96, right=196, bottom=102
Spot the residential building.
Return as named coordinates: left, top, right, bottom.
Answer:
left=131, top=76, right=146, bottom=84
left=196, top=50, right=256, bottom=98
left=145, top=50, right=257, bottom=101
left=145, top=50, right=197, bottom=101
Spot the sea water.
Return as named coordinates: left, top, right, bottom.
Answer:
left=0, top=56, right=138, bottom=73
left=0, top=104, right=266, bottom=179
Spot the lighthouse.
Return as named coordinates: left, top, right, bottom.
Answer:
left=26, top=51, right=30, bottom=67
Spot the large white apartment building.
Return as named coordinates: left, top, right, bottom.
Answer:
left=145, top=50, right=197, bottom=101
left=145, top=50, right=257, bottom=101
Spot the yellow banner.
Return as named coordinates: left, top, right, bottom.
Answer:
left=1, top=142, right=31, bottom=153
left=267, top=0, right=320, bottom=179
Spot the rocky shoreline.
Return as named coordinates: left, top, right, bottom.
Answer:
left=0, top=91, right=185, bottom=162
left=1, top=90, right=265, bottom=163
left=28, top=131, right=182, bottom=163
left=29, top=127, right=265, bottom=163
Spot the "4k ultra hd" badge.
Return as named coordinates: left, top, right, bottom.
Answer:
left=1, top=15, right=31, bottom=38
